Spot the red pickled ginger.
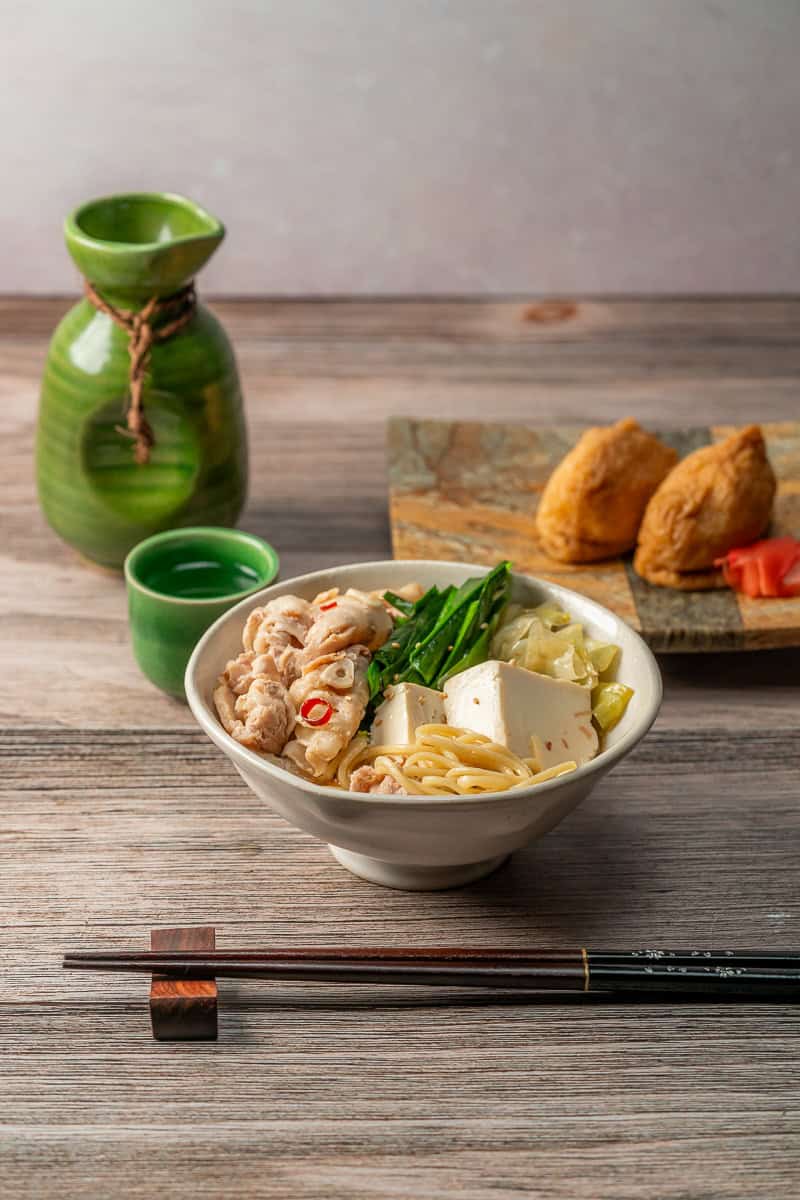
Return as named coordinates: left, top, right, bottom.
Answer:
left=715, top=537, right=800, bottom=598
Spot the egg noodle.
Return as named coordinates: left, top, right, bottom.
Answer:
left=337, top=723, right=577, bottom=797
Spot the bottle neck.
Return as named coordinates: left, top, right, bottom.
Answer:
left=83, top=280, right=197, bottom=319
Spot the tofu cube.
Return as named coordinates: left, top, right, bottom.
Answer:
left=443, top=660, right=598, bottom=769
left=371, top=682, right=446, bottom=746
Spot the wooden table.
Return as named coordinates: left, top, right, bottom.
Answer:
left=2, top=299, right=799, bottom=1199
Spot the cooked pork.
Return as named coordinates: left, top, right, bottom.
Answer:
left=349, top=764, right=407, bottom=795
left=283, top=646, right=371, bottom=779
left=242, top=594, right=314, bottom=684
left=213, top=675, right=295, bottom=755
left=303, top=588, right=392, bottom=659
left=220, top=649, right=281, bottom=694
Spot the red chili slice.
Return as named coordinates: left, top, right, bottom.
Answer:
left=319, top=601, right=338, bottom=611
left=300, top=697, right=334, bottom=726
left=715, top=537, right=800, bottom=598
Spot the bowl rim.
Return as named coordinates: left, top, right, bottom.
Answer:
left=185, top=559, right=663, bottom=807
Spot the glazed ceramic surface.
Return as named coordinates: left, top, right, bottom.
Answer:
left=186, top=560, right=662, bottom=890
left=126, top=527, right=279, bottom=700
left=37, top=193, right=248, bottom=569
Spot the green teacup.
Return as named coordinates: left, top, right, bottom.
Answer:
left=124, top=526, right=279, bottom=699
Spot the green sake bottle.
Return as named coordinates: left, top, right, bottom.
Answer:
left=37, top=192, right=248, bottom=569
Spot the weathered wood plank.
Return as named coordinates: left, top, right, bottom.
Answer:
left=2, top=725, right=799, bottom=1194
left=1, top=1127, right=797, bottom=1200
left=2, top=728, right=798, bottom=997
left=4, top=299, right=800, bottom=726
left=2, top=299, right=800, bottom=1199
left=3, top=294, right=800, bottom=345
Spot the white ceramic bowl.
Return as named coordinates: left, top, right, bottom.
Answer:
left=186, top=561, right=662, bottom=890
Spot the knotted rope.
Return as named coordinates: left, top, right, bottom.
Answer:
left=84, top=281, right=197, bottom=464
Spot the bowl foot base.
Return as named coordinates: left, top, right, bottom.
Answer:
left=328, top=846, right=508, bottom=891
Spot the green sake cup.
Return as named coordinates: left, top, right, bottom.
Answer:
left=125, top=526, right=279, bottom=699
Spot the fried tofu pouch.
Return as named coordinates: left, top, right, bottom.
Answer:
left=633, top=425, right=776, bottom=590
left=535, top=418, right=678, bottom=563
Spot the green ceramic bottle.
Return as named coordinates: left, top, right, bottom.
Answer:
left=37, top=192, right=248, bottom=569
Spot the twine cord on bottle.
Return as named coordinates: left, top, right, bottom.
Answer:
left=83, top=280, right=197, bottom=464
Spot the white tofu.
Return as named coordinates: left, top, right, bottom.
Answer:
left=370, top=683, right=446, bottom=746
left=443, top=660, right=598, bottom=769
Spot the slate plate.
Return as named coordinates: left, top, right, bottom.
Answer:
left=388, top=418, right=800, bottom=652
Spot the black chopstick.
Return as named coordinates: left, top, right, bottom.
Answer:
left=62, top=948, right=800, bottom=997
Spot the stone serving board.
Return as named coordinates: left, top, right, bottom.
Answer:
left=388, top=418, right=800, bottom=653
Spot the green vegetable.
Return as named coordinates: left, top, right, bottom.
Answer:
left=383, top=591, right=416, bottom=617
left=591, top=682, right=634, bottom=732
left=361, top=563, right=512, bottom=727
left=436, top=570, right=509, bottom=683
left=367, top=585, right=445, bottom=702
left=585, top=639, right=619, bottom=676
left=410, top=562, right=511, bottom=688
left=438, top=608, right=503, bottom=685
left=419, top=596, right=481, bottom=684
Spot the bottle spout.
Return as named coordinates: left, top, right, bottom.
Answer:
left=65, top=192, right=225, bottom=299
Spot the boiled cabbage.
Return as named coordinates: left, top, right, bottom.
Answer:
left=591, top=682, right=634, bottom=732
left=490, top=601, right=620, bottom=690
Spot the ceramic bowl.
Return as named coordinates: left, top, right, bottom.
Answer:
left=185, top=561, right=662, bottom=891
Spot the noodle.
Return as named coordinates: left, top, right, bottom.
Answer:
left=341, top=723, right=576, bottom=797
left=335, top=732, right=370, bottom=788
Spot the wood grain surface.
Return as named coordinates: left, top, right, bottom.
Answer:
left=2, top=298, right=799, bottom=1199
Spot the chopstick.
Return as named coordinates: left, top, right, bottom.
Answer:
left=62, top=948, right=800, bottom=997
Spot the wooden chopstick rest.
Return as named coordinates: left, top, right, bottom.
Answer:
left=149, top=926, right=218, bottom=1041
